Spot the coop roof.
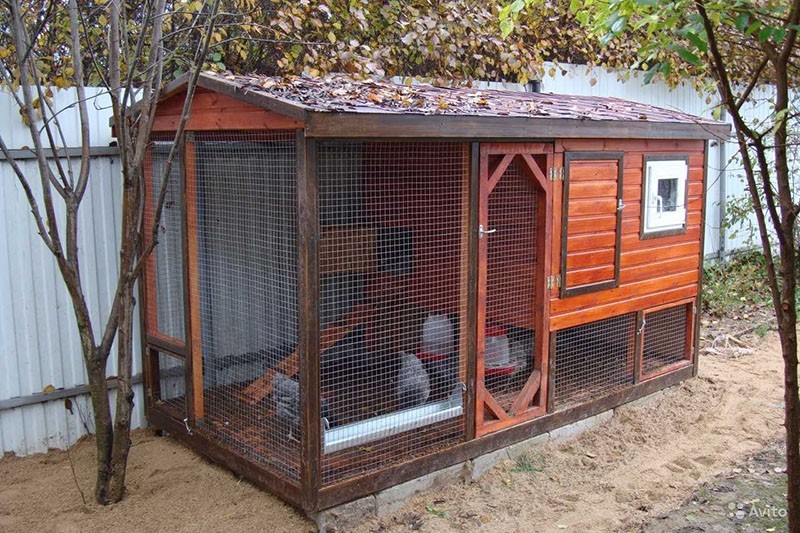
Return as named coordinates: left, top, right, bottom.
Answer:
left=163, top=72, right=730, bottom=140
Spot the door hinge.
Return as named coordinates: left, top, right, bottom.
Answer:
left=549, top=167, right=564, bottom=181
left=546, top=275, right=561, bottom=289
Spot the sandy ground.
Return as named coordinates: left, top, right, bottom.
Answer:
left=0, top=329, right=785, bottom=533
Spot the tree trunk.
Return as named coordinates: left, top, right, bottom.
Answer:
left=86, top=353, right=114, bottom=504
left=103, top=153, right=141, bottom=503
left=778, top=239, right=800, bottom=530
left=107, top=283, right=135, bottom=503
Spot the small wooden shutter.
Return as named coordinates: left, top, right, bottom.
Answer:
left=560, top=152, right=623, bottom=297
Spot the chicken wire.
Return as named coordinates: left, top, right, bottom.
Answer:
left=145, top=141, right=186, bottom=342
left=642, top=304, right=690, bottom=375
left=552, top=313, right=636, bottom=410
left=484, top=157, right=538, bottom=414
left=191, top=131, right=301, bottom=483
left=157, top=352, right=187, bottom=416
left=317, top=141, right=467, bottom=485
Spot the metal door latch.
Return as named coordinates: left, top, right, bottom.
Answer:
left=479, top=224, right=497, bottom=238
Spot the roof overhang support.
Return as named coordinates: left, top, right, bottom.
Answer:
left=304, top=112, right=731, bottom=141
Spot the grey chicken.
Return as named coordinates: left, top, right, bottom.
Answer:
left=395, top=351, right=431, bottom=410
left=272, top=372, right=334, bottom=441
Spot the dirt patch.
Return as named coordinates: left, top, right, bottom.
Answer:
left=0, top=431, right=314, bottom=533
left=0, top=328, right=785, bottom=533
left=355, top=329, right=785, bottom=533
left=642, top=439, right=787, bottom=532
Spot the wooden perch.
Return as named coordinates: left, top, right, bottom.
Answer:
left=241, top=304, right=372, bottom=403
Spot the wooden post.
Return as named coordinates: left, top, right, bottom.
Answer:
left=464, top=142, right=479, bottom=441
left=694, top=140, right=710, bottom=378
left=633, top=310, right=644, bottom=384
left=534, top=152, right=553, bottom=413
left=184, top=133, right=205, bottom=421
left=298, top=131, right=322, bottom=512
left=140, top=143, right=156, bottom=417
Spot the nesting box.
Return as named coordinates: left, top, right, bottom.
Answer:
left=141, top=73, right=728, bottom=514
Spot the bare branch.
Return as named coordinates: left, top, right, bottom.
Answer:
left=8, top=0, right=66, bottom=261
left=99, top=0, right=221, bottom=356
left=130, top=0, right=221, bottom=280
left=735, top=55, right=769, bottom=111
left=31, top=82, right=72, bottom=198
left=69, top=0, right=92, bottom=202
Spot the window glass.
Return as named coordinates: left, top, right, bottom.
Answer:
left=643, top=159, right=687, bottom=235
left=657, top=177, right=678, bottom=212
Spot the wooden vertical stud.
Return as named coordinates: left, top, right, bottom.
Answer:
left=633, top=310, right=644, bottom=384
left=694, top=140, right=711, bottom=378
left=464, top=142, right=479, bottom=442
left=298, top=131, right=321, bottom=512
left=184, top=133, right=205, bottom=421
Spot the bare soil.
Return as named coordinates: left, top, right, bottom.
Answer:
left=643, top=440, right=787, bottom=532
left=0, top=326, right=785, bottom=533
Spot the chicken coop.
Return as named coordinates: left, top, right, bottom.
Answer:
left=141, top=73, right=728, bottom=515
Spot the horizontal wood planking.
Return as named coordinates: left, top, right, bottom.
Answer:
left=569, top=215, right=618, bottom=234
left=552, top=139, right=705, bottom=328
left=566, top=231, right=616, bottom=252
left=620, top=255, right=700, bottom=284
left=566, top=198, right=618, bottom=217
left=551, top=284, right=698, bottom=330
left=565, top=264, right=616, bottom=286
left=566, top=248, right=616, bottom=270
left=557, top=138, right=705, bottom=153
left=153, top=90, right=304, bottom=132
left=562, top=156, right=621, bottom=293
left=568, top=180, right=619, bottom=198
left=306, top=113, right=729, bottom=140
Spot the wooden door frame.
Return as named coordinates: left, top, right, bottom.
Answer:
left=475, top=142, right=553, bottom=437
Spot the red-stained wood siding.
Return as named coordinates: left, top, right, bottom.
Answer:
left=152, top=88, right=304, bottom=132
left=551, top=139, right=705, bottom=331
left=562, top=155, right=622, bottom=294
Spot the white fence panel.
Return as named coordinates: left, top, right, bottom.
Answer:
left=0, top=87, right=144, bottom=458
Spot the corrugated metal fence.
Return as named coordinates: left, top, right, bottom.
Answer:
left=0, top=67, right=772, bottom=457
left=0, top=88, right=144, bottom=457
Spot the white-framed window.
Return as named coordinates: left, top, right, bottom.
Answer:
left=643, top=158, right=688, bottom=235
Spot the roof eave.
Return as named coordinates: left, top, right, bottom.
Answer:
left=159, top=73, right=310, bottom=123
left=305, top=112, right=731, bottom=141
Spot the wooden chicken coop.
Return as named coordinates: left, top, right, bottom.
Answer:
left=141, top=73, right=729, bottom=515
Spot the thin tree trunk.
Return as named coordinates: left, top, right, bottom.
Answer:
left=86, top=354, right=114, bottom=504
left=778, top=239, right=800, bottom=530
left=108, top=283, right=135, bottom=502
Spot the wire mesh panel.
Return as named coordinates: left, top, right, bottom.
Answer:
left=317, top=141, right=467, bottom=485
left=156, top=352, right=187, bottom=416
left=642, top=303, right=691, bottom=375
left=552, top=313, right=636, bottom=410
left=191, top=131, right=300, bottom=483
left=484, top=157, right=538, bottom=413
left=145, top=142, right=186, bottom=342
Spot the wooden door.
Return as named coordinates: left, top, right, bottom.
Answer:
left=476, top=143, right=552, bottom=436
left=560, top=152, right=624, bottom=297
